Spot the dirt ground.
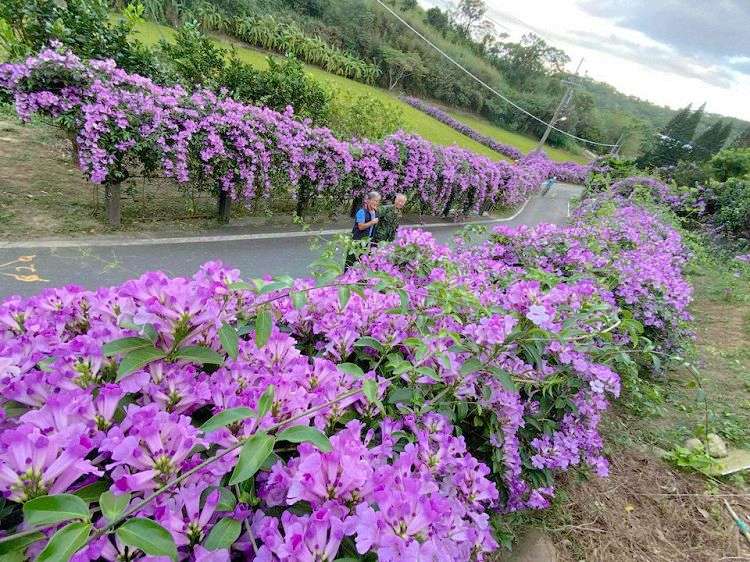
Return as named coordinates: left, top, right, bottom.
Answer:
left=552, top=448, right=750, bottom=562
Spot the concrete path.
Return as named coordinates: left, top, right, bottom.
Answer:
left=0, top=184, right=581, bottom=298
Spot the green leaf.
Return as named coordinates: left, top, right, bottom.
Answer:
left=173, top=345, right=224, bottom=365
left=258, top=281, right=289, bottom=294
left=459, top=357, right=483, bottom=376
left=387, top=387, right=414, bottom=404
left=362, top=379, right=378, bottom=403
left=277, top=426, right=332, bottom=452
left=396, top=288, right=409, bottom=312
left=98, top=492, right=130, bottom=522
left=228, top=281, right=254, bottom=291
left=102, top=338, right=154, bottom=357
left=0, top=532, right=44, bottom=556
left=290, top=291, right=307, bottom=309
left=338, top=286, right=351, bottom=309
left=203, top=518, right=241, bottom=551
left=218, top=323, right=239, bottom=360
left=142, top=324, right=158, bottom=344
left=337, top=362, right=364, bottom=378
left=116, top=518, right=177, bottom=562
left=72, top=480, right=109, bottom=503
left=354, top=336, right=384, bottom=353
left=489, top=366, right=517, bottom=391
left=415, top=366, right=440, bottom=381
left=228, top=433, right=276, bottom=485
left=201, top=407, right=255, bottom=433
left=23, top=495, right=89, bottom=527
left=206, top=487, right=236, bottom=512
left=256, top=385, right=275, bottom=419
left=35, top=521, right=90, bottom=562
left=116, top=346, right=166, bottom=380
left=255, top=310, right=272, bottom=348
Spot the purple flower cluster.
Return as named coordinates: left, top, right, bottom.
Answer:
left=1, top=49, right=589, bottom=216
left=401, top=95, right=523, bottom=160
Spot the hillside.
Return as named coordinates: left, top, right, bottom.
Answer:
left=130, top=19, right=586, bottom=163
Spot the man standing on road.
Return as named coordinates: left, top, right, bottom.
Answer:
left=345, top=191, right=381, bottom=269
left=373, top=193, right=407, bottom=244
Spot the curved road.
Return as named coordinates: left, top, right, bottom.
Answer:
left=0, top=184, right=581, bottom=298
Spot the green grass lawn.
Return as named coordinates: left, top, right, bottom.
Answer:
left=443, top=107, right=590, bottom=164
left=132, top=20, right=586, bottom=163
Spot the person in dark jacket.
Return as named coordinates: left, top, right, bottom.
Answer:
left=373, top=193, right=407, bottom=243
left=345, top=191, right=381, bottom=269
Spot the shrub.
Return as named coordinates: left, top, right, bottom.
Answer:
left=714, top=178, right=750, bottom=237
left=223, top=55, right=331, bottom=124
left=327, top=88, right=403, bottom=140
left=0, top=189, right=691, bottom=561
left=709, top=147, right=750, bottom=182
left=0, top=0, right=158, bottom=75
left=159, top=20, right=227, bottom=87
left=230, top=14, right=380, bottom=84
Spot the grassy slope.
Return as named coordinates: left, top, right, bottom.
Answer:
left=133, top=20, right=586, bottom=163
left=444, top=107, right=590, bottom=164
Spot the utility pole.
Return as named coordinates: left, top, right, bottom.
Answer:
left=610, top=132, right=625, bottom=155
left=536, top=57, right=583, bottom=151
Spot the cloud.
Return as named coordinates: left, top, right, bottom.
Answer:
left=579, top=0, right=750, bottom=66
left=485, top=4, right=737, bottom=87
left=572, top=29, right=736, bottom=88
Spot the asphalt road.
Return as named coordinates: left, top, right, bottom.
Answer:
left=0, top=184, right=581, bottom=298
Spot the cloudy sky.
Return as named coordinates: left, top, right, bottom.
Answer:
left=423, top=0, right=750, bottom=120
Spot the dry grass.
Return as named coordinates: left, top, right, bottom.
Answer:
left=553, top=448, right=750, bottom=562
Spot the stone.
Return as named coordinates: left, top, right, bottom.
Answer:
left=708, top=448, right=750, bottom=475
left=706, top=433, right=729, bottom=458
left=497, top=529, right=558, bottom=562
left=684, top=437, right=704, bottom=452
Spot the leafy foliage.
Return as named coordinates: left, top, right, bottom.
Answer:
left=0, top=0, right=158, bottom=74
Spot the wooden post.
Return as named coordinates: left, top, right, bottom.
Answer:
left=217, top=190, right=231, bottom=223
left=105, top=183, right=121, bottom=228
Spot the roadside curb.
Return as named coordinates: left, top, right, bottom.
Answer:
left=0, top=195, right=533, bottom=250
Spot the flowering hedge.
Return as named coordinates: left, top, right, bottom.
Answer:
left=0, top=181, right=691, bottom=560
left=401, top=96, right=523, bottom=160
left=400, top=96, right=591, bottom=183
left=1, top=48, right=587, bottom=219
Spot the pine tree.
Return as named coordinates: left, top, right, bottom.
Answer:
left=638, top=105, right=692, bottom=167
left=731, top=125, right=750, bottom=148
left=691, top=119, right=733, bottom=161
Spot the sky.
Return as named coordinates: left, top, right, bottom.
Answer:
left=421, top=0, right=750, bottom=121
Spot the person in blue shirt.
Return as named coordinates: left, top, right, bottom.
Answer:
left=542, top=176, right=557, bottom=196
left=346, top=191, right=381, bottom=269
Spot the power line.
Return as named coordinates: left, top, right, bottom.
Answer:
left=372, top=0, right=618, bottom=148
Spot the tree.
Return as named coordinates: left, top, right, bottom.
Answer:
left=690, top=120, right=732, bottom=161
left=159, top=21, right=227, bottom=87
left=637, top=103, right=706, bottom=167
left=731, top=125, right=750, bottom=148
left=494, top=34, right=570, bottom=87
left=400, top=0, right=417, bottom=10
left=451, top=0, right=487, bottom=37
left=425, top=7, right=451, bottom=36
left=380, top=46, right=425, bottom=90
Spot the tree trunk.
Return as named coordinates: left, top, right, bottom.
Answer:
left=105, top=183, right=121, bottom=228
left=217, top=190, right=231, bottom=223
left=442, top=187, right=456, bottom=217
